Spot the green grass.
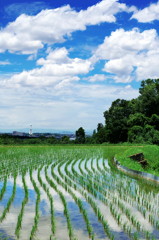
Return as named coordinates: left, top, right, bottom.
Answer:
left=115, top=144, right=159, bottom=176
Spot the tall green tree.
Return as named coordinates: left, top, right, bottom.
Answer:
left=104, top=99, right=134, bottom=143
left=138, top=79, right=159, bottom=117
left=75, top=127, right=85, bottom=144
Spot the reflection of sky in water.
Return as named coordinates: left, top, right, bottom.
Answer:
left=12, top=186, right=24, bottom=207
left=67, top=201, right=88, bottom=234
left=0, top=230, right=15, bottom=240
left=0, top=181, right=3, bottom=188
left=82, top=200, right=106, bottom=239
left=40, top=199, right=49, bottom=216
left=28, top=189, right=36, bottom=204
left=1, top=156, right=159, bottom=240
left=0, top=184, right=13, bottom=208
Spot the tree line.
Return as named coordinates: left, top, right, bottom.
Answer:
left=90, top=79, right=159, bottom=144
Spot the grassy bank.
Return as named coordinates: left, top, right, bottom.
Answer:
left=115, top=145, right=159, bottom=176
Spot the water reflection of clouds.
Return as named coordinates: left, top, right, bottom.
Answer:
left=1, top=157, right=159, bottom=240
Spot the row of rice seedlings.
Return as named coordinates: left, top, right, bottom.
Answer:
left=53, top=159, right=115, bottom=240
left=116, top=184, right=159, bottom=231
left=96, top=157, right=102, bottom=173
left=109, top=203, right=134, bottom=238
left=90, top=158, right=96, bottom=174
left=94, top=172, right=156, bottom=239
left=0, top=147, right=58, bottom=179
left=44, top=166, right=77, bottom=240
left=111, top=172, right=158, bottom=217
left=78, top=158, right=85, bottom=176
left=69, top=158, right=147, bottom=239
left=90, top=158, right=157, bottom=229
left=70, top=159, right=101, bottom=197
left=88, top=169, right=145, bottom=237
left=111, top=178, right=154, bottom=214
left=55, top=161, right=95, bottom=240
left=29, top=169, right=41, bottom=240
left=0, top=176, right=7, bottom=201
left=100, top=172, right=159, bottom=232
left=0, top=148, right=158, bottom=240
left=37, top=166, right=56, bottom=237
left=84, top=158, right=93, bottom=176
left=79, top=185, right=114, bottom=240
left=93, top=160, right=158, bottom=239
left=122, top=193, right=158, bottom=230
left=109, top=190, right=157, bottom=239
left=15, top=173, right=29, bottom=238
left=0, top=174, right=17, bottom=222
left=112, top=197, right=142, bottom=232
left=102, top=158, right=111, bottom=172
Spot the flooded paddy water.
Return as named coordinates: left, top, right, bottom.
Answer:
left=0, top=146, right=159, bottom=240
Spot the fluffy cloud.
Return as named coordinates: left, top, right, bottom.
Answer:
left=0, top=0, right=130, bottom=54
left=1, top=48, right=92, bottom=88
left=85, top=74, right=107, bottom=82
left=0, top=45, right=139, bottom=130
left=132, top=1, right=159, bottom=22
left=0, top=83, right=139, bottom=130
left=93, top=28, right=159, bottom=82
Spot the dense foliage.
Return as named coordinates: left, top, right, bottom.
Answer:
left=93, top=79, right=159, bottom=144
left=75, top=127, right=85, bottom=143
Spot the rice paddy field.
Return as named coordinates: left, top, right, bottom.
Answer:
left=0, top=145, right=159, bottom=240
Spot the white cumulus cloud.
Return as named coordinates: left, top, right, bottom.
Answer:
left=132, top=1, right=159, bottom=22
left=0, top=0, right=131, bottom=54
left=84, top=74, right=107, bottom=82
left=0, top=82, right=139, bottom=130
left=1, top=48, right=92, bottom=88
left=93, top=28, right=159, bottom=82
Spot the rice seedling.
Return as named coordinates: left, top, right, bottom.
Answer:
left=37, top=166, right=56, bottom=236
left=15, top=174, right=29, bottom=238
left=29, top=169, right=41, bottom=240
left=0, top=176, right=7, bottom=201
left=45, top=166, right=77, bottom=240
left=0, top=174, right=17, bottom=222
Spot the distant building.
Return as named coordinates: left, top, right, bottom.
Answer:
left=12, top=131, right=27, bottom=137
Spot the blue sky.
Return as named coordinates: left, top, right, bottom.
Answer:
left=0, top=0, right=159, bottom=132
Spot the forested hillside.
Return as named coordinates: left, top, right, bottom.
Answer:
left=93, top=79, right=159, bottom=144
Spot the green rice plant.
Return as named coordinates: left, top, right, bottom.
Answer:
left=37, top=167, right=56, bottom=236
left=29, top=170, right=41, bottom=239
left=0, top=174, right=17, bottom=222
left=45, top=166, right=77, bottom=240
left=52, top=163, right=95, bottom=240
left=69, top=156, right=157, bottom=239
left=67, top=157, right=143, bottom=239
left=0, top=176, right=7, bottom=201
left=15, top=174, right=29, bottom=238
left=55, top=158, right=114, bottom=240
